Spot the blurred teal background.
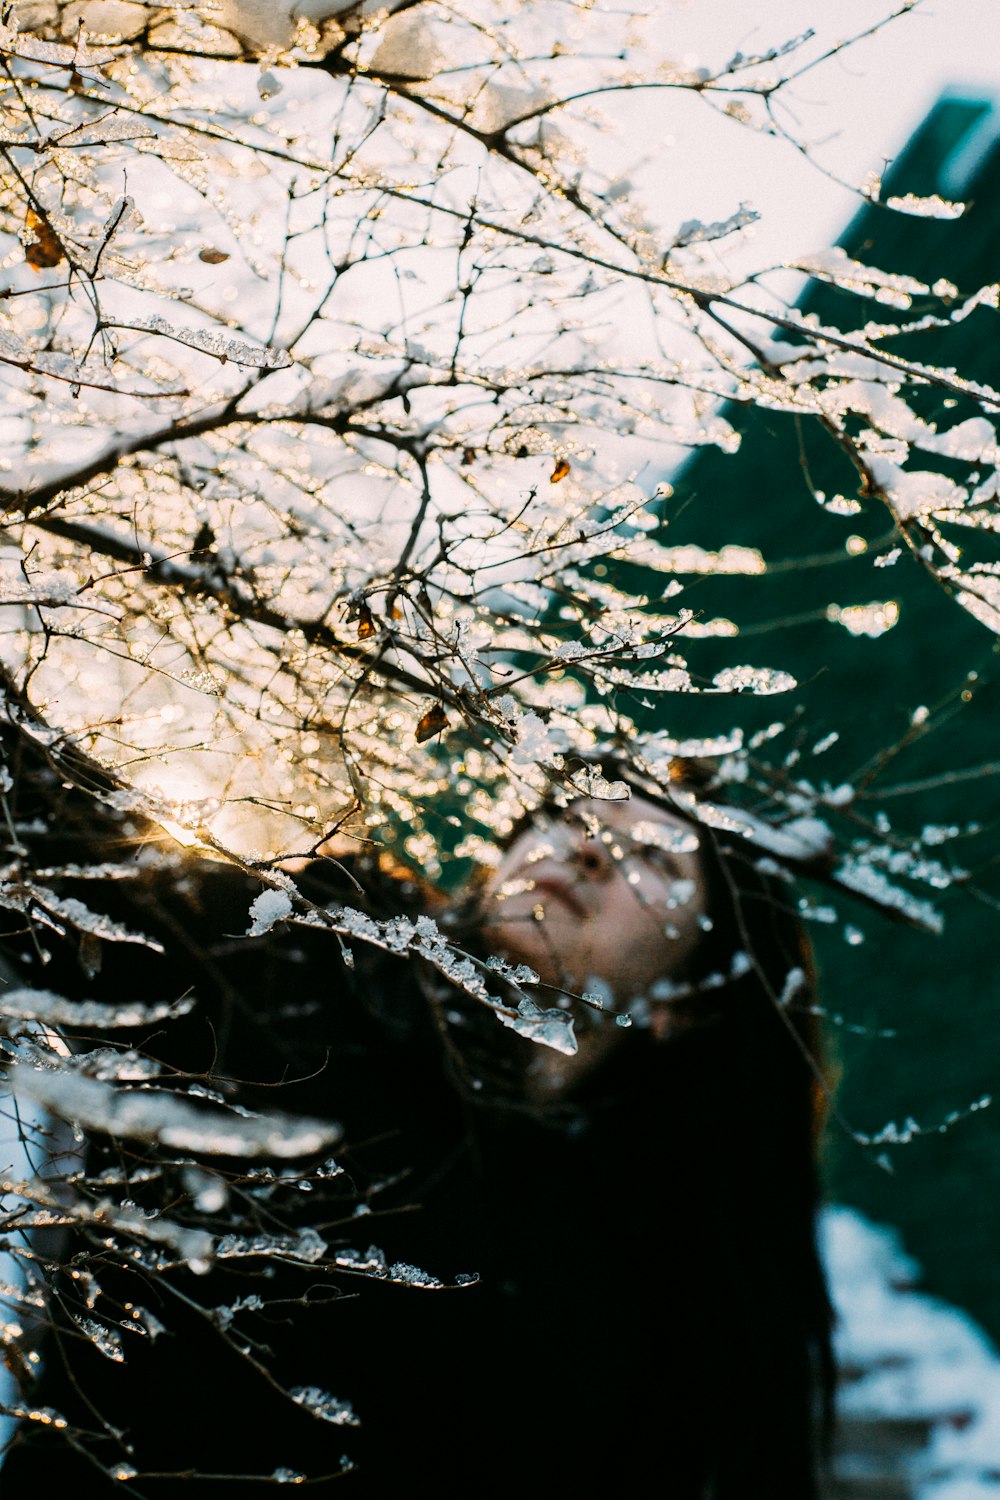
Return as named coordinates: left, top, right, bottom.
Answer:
left=657, top=97, right=1000, bottom=1341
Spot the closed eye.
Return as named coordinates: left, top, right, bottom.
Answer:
left=637, top=848, right=676, bottom=877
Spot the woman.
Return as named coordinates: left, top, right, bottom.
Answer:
left=422, top=774, right=834, bottom=1497
left=0, top=735, right=832, bottom=1495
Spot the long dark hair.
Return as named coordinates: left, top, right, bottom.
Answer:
left=677, top=781, right=837, bottom=1446
left=440, top=759, right=837, bottom=1486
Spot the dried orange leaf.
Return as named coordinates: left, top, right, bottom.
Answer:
left=199, top=247, right=230, bottom=264
left=415, top=703, right=449, bottom=743
left=356, top=604, right=377, bottom=639
left=550, top=459, right=571, bottom=483
left=25, top=209, right=64, bottom=271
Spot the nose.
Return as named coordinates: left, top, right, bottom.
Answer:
left=568, top=829, right=613, bottom=883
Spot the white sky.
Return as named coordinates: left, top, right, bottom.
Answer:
left=620, top=0, right=1000, bottom=279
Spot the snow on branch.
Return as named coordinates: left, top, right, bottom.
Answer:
left=0, top=7, right=990, bottom=958
left=9, top=1062, right=342, bottom=1159
left=0, top=988, right=193, bottom=1029
left=0, top=5, right=995, bottom=1484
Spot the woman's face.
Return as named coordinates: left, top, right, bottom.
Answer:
left=480, top=793, right=709, bottom=1002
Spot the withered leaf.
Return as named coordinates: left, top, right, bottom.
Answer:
left=550, top=458, right=571, bottom=483
left=199, top=247, right=230, bottom=264
left=356, top=603, right=377, bottom=639
left=415, top=703, right=449, bottom=743
left=25, top=209, right=64, bottom=271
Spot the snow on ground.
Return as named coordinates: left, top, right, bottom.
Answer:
left=822, top=1207, right=1000, bottom=1497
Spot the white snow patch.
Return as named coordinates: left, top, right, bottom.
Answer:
left=247, top=888, right=294, bottom=936
left=823, top=1207, right=1000, bottom=1497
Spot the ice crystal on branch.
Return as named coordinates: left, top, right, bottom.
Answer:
left=0, top=3, right=997, bottom=1486
left=1, top=0, right=993, bottom=867
left=0, top=0, right=989, bottom=1212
